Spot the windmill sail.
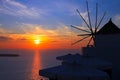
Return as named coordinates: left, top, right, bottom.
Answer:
left=71, top=2, right=106, bottom=46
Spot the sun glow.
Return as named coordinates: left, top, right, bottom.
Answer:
left=34, top=39, right=40, bottom=45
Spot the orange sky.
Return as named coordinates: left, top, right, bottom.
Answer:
left=0, top=33, right=89, bottom=50
left=0, top=24, right=91, bottom=50
left=0, top=0, right=119, bottom=50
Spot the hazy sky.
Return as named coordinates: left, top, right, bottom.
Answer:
left=0, top=0, right=120, bottom=49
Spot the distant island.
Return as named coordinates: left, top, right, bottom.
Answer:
left=0, top=54, right=19, bottom=57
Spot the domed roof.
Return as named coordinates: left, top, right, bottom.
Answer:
left=97, top=18, right=120, bottom=35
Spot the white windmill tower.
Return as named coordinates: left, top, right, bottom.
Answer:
left=82, top=18, right=120, bottom=80
left=71, top=1, right=120, bottom=80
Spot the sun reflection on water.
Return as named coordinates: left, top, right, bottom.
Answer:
left=29, top=50, right=45, bottom=80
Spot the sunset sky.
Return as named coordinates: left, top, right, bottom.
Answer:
left=0, top=0, right=120, bottom=49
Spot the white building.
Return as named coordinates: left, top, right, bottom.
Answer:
left=83, top=19, right=120, bottom=80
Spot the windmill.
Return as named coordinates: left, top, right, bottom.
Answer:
left=71, top=1, right=106, bottom=47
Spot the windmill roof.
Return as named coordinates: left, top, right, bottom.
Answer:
left=97, top=18, right=120, bottom=35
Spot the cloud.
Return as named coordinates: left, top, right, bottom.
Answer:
left=113, top=14, right=120, bottom=27
left=114, top=14, right=120, bottom=21
left=80, top=11, right=88, bottom=22
left=0, top=27, right=5, bottom=34
left=19, top=23, right=72, bottom=36
left=0, top=36, right=12, bottom=41
left=5, top=0, right=27, bottom=9
left=17, top=37, right=28, bottom=41
left=0, top=22, right=87, bottom=43
left=0, top=22, right=88, bottom=37
left=0, top=0, right=47, bottom=18
left=53, top=1, right=79, bottom=16
left=0, top=22, right=73, bottom=36
left=0, top=25, right=15, bottom=34
left=0, top=25, right=9, bottom=34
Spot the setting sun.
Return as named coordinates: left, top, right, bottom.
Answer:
left=34, top=39, right=40, bottom=45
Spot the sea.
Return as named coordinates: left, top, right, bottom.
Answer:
left=0, top=49, right=81, bottom=80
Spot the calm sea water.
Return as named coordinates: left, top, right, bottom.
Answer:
left=0, top=49, right=81, bottom=80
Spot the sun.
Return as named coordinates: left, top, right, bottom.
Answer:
left=34, top=39, right=40, bottom=45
